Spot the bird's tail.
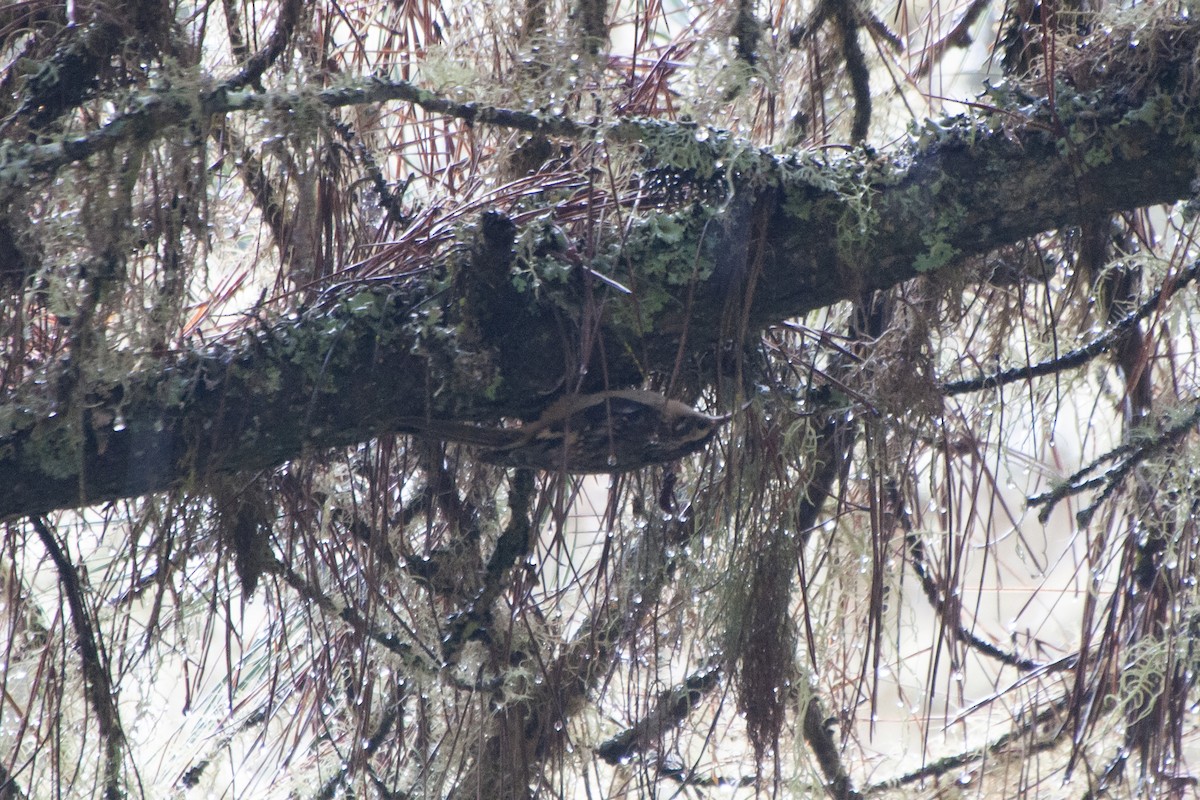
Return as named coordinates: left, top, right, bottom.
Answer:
left=394, top=417, right=524, bottom=448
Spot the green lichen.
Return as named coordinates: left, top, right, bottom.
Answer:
left=835, top=182, right=879, bottom=264
left=0, top=405, right=36, bottom=462
left=913, top=198, right=966, bottom=273
left=912, top=114, right=980, bottom=153
left=510, top=223, right=573, bottom=296
left=599, top=208, right=721, bottom=334
left=609, top=118, right=781, bottom=195
left=26, top=415, right=83, bottom=480
left=1118, top=91, right=1175, bottom=131
left=913, top=239, right=959, bottom=273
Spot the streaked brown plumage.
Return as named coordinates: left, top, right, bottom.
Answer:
left=396, top=390, right=728, bottom=473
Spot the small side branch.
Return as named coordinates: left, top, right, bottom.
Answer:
left=225, top=0, right=305, bottom=91
left=943, top=259, right=1200, bottom=396
left=29, top=517, right=125, bottom=800
left=596, top=661, right=722, bottom=764
left=888, top=483, right=1045, bottom=671
left=802, top=693, right=862, bottom=800
left=276, top=560, right=441, bottom=679
left=439, top=469, right=536, bottom=665
left=865, top=693, right=1071, bottom=793
left=1029, top=399, right=1200, bottom=525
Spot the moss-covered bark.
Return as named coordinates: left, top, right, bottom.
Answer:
left=1, top=21, right=1198, bottom=518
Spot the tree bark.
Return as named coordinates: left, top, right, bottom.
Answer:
left=1, top=34, right=1197, bottom=518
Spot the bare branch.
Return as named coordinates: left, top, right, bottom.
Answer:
left=942, top=259, right=1200, bottom=395
left=29, top=517, right=125, bottom=800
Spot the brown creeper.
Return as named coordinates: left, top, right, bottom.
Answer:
left=397, top=390, right=729, bottom=473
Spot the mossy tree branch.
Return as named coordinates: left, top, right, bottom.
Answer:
left=1, top=24, right=1198, bottom=519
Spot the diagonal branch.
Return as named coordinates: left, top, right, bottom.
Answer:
left=2, top=24, right=1199, bottom=519
left=29, top=517, right=125, bottom=800
left=942, top=259, right=1200, bottom=395
left=445, top=507, right=690, bottom=800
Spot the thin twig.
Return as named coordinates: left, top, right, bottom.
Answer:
left=275, top=560, right=441, bottom=678
left=888, top=482, right=1045, bottom=671
left=1028, top=400, right=1200, bottom=525
left=29, top=516, right=125, bottom=800
left=865, top=693, right=1071, bottom=793
left=943, top=259, right=1200, bottom=396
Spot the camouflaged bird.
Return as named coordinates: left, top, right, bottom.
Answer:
left=396, top=390, right=729, bottom=473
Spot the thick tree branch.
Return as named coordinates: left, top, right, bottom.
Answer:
left=2, top=23, right=1199, bottom=518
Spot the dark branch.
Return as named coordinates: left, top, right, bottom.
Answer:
left=865, top=693, right=1071, bottom=793
left=225, top=0, right=305, bottom=91
left=2, top=27, right=1200, bottom=518
left=29, top=517, right=125, bottom=800
left=942, top=259, right=1200, bottom=396
left=802, top=693, right=862, bottom=800
left=892, top=483, right=1045, bottom=671
left=1029, top=399, right=1200, bottom=525
left=597, top=662, right=722, bottom=763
